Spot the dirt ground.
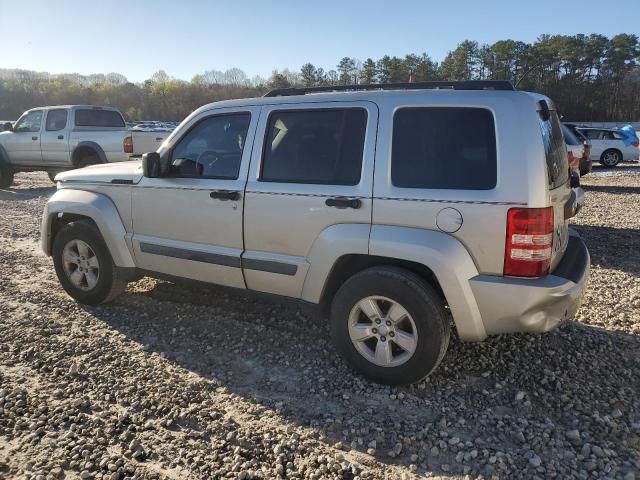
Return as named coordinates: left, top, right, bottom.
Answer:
left=0, top=166, right=638, bottom=479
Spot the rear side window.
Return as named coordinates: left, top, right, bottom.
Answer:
left=75, top=109, right=125, bottom=127
left=391, top=107, right=497, bottom=190
left=539, top=110, right=569, bottom=189
left=46, top=109, right=68, bottom=131
left=261, top=109, right=367, bottom=185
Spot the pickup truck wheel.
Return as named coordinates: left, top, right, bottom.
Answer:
left=52, top=220, right=126, bottom=304
left=77, top=154, right=100, bottom=168
left=330, top=266, right=450, bottom=385
left=0, top=163, right=14, bottom=188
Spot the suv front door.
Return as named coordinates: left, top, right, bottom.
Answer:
left=243, top=101, right=377, bottom=298
left=131, top=106, right=260, bottom=288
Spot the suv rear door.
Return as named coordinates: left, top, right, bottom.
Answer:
left=243, top=101, right=378, bottom=298
left=539, top=108, right=571, bottom=269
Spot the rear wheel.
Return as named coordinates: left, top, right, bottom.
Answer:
left=52, top=220, right=126, bottom=304
left=77, top=154, right=100, bottom=168
left=600, top=149, right=621, bottom=167
left=330, top=266, right=450, bottom=385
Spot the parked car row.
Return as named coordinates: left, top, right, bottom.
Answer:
left=39, top=81, right=590, bottom=385
left=564, top=123, right=639, bottom=167
left=128, top=121, right=179, bottom=132
left=0, top=106, right=171, bottom=187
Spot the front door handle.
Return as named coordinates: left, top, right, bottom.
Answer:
left=325, top=197, right=362, bottom=209
left=57, top=135, right=64, bottom=140
left=210, top=190, right=241, bottom=201
left=32, top=136, right=38, bottom=141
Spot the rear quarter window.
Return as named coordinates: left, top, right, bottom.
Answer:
left=539, top=110, right=569, bottom=190
left=75, top=109, right=125, bottom=128
left=391, top=107, right=497, bottom=190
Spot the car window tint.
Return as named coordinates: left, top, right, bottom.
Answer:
left=75, top=109, right=125, bottom=127
left=582, top=130, right=601, bottom=140
left=169, top=113, right=251, bottom=179
left=260, top=109, right=367, bottom=185
left=391, top=107, right=497, bottom=190
left=14, top=110, right=43, bottom=133
left=539, top=110, right=569, bottom=190
left=45, top=109, right=68, bottom=131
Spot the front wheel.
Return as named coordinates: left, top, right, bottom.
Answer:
left=52, top=220, right=126, bottom=304
left=600, top=149, right=621, bottom=167
left=330, top=266, right=450, bottom=385
left=0, top=162, right=14, bottom=188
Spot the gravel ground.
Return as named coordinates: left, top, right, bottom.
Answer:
left=0, top=170, right=639, bottom=480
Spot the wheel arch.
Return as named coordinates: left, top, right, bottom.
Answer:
left=42, top=189, right=135, bottom=268
left=303, top=224, right=487, bottom=341
left=71, top=141, right=107, bottom=167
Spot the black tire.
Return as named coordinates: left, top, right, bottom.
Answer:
left=0, top=159, right=14, bottom=188
left=599, top=149, right=621, bottom=167
left=77, top=154, right=100, bottom=168
left=330, top=266, right=450, bottom=385
left=52, top=220, right=126, bottom=304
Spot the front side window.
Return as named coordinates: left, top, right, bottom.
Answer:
left=75, top=109, right=125, bottom=127
left=46, top=109, right=68, bottom=131
left=260, top=109, right=367, bottom=185
left=169, top=113, right=251, bottom=179
left=14, top=110, right=43, bottom=133
left=583, top=130, right=601, bottom=140
left=392, top=107, right=497, bottom=190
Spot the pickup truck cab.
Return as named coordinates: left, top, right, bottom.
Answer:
left=40, top=81, right=590, bottom=385
left=0, top=105, right=169, bottom=187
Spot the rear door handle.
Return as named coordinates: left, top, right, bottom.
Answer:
left=325, top=197, right=362, bottom=209
left=32, top=136, right=38, bottom=141
left=210, top=190, right=241, bottom=201
left=57, top=135, right=64, bottom=140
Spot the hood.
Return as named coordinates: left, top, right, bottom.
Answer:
left=56, top=160, right=143, bottom=185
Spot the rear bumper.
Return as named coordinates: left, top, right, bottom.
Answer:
left=469, top=230, right=590, bottom=336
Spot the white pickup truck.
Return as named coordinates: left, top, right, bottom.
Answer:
left=0, top=105, right=171, bottom=187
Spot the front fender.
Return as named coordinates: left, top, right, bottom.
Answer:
left=369, top=225, right=487, bottom=341
left=41, top=189, right=135, bottom=268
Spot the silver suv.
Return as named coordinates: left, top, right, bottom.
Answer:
left=41, top=81, right=590, bottom=385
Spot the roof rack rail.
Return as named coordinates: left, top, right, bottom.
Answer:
left=264, top=80, right=516, bottom=97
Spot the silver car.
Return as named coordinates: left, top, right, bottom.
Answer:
left=41, top=81, right=590, bottom=385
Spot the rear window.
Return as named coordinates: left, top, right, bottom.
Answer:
left=75, top=109, right=125, bottom=127
left=539, top=110, right=569, bottom=189
left=391, top=107, right=497, bottom=190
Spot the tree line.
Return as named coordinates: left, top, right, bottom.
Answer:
left=0, top=33, right=638, bottom=122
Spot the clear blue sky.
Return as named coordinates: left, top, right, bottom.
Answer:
left=1, top=0, right=637, bottom=82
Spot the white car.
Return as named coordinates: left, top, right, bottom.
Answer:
left=576, top=127, right=639, bottom=167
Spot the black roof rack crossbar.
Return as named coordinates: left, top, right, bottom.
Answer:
left=264, top=80, right=516, bottom=97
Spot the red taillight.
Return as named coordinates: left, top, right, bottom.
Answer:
left=567, top=151, right=578, bottom=170
left=633, top=140, right=639, bottom=148
left=123, top=135, right=133, bottom=154
left=504, top=207, right=554, bottom=278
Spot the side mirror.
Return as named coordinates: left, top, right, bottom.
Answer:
left=142, top=152, right=165, bottom=178
left=2, top=122, right=12, bottom=132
